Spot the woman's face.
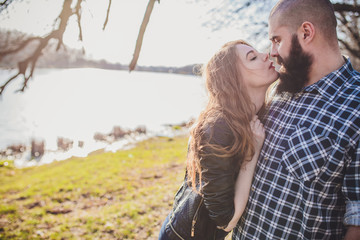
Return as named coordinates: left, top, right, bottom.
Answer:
left=236, top=44, right=279, bottom=90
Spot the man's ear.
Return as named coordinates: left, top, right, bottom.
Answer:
left=299, top=21, right=315, bottom=43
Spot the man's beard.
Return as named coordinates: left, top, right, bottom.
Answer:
left=276, top=35, right=313, bottom=94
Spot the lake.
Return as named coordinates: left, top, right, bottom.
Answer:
left=0, top=68, right=207, bottom=166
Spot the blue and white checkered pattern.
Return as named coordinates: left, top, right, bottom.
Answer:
left=232, top=58, right=360, bottom=240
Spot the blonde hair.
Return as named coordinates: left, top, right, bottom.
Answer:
left=187, top=40, right=255, bottom=191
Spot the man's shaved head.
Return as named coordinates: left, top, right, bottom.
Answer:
left=270, top=0, right=337, bottom=46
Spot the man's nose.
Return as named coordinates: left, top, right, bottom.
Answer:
left=270, top=45, right=278, bottom=57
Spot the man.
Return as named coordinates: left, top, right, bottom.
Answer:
left=232, top=0, right=360, bottom=239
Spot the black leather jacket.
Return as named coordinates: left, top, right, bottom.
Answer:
left=164, top=119, right=240, bottom=239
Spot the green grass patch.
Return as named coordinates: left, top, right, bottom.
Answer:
left=0, top=136, right=188, bottom=239
left=0, top=204, right=17, bottom=215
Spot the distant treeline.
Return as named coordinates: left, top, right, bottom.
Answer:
left=0, top=29, right=202, bottom=75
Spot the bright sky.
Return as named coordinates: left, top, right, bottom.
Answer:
left=0, top=0, right=270, bottom=67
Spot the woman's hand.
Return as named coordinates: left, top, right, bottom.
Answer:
left=250, top=115, right=265, bottom=152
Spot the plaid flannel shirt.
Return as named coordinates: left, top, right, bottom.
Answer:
left=233, top=57, right=360, bottom=240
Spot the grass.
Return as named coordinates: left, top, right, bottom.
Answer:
left=0, top=136, right=188, bottom=239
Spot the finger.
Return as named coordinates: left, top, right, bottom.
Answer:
left=250, top=119, right=255, bottom=128
left=255, top=119, right=261, bottom=128
left=258, top=123, right=264, bottom=131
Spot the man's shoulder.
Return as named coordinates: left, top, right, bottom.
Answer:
left=346, top=67, right=360, bottom=83
left=340, top=69, right=360, bottom=98
left=265, top=93, right=291, bottom=109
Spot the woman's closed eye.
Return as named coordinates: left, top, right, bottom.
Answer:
left=247, top=52, right=257, bottom=61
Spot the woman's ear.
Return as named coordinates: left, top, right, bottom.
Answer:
left=299, top=21, right=315, bottom=44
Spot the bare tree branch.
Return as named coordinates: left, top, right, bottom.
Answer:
left=129, top=0, right=159, bottom=72
left=337, top=11, right=360, bottom=45
left=0, top=0, right=86, bottom=95
left=339, top=38, right=360, bottom=58
left=74, top=0, right=83, bottom=41
left=0, top=72, right=19, bottom=95
left=103, top=0, right=112, bottom=30
left=0, top=0, right=15, bottom=13
left=0, top=36, right=41, bottom=59
left=1, top=0, right=159, bottom=94
left=333, top=3, right=360, bottom=14
left=0, top=0, right=12, bottom=6
left=336, top=9, right=360, bottom=62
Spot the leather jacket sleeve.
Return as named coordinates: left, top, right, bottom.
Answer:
left=200, top=119, right=238, bottom=228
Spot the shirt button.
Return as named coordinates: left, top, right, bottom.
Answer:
left=251, top=186, right=255, bottom=192
left=278, top=126, right=282, bottom=130
left=264, top=157, right=269, bottom=161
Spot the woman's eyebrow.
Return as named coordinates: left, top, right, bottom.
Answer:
left=246, top=50, right=254, bottom=58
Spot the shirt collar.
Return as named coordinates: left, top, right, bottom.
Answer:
left=303, top=56, right=354, bottom=100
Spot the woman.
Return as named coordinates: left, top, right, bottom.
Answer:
left=159, top=40, right=278, bottom=240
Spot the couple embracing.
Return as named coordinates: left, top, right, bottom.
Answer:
left=159, top=0, right=360, bottom=239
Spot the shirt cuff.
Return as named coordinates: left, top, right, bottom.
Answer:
left=344, top=201, right=360, bottom=226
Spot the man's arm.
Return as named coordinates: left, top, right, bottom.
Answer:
left=343, top=140, right=360, bottom=237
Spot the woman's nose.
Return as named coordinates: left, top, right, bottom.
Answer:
left=263, top=52, right=269, bottom=61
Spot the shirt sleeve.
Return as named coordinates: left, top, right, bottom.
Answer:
left=343, top=140, right=360, bottom=226
left=200, top=120, right=237, bottom=228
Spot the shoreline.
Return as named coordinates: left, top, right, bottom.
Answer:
left=1, top=125, right=190, bottom=168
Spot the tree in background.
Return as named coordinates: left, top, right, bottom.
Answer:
left=0, top=0, right=159, bottom=95
left=335, top=0, right=360, bottom=67
left=200, top=0, right=360, bottom=69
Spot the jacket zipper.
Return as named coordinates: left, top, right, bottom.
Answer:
left=169, top=222, right=185, bottom=240
left=191, top=198, right=204, bottom=237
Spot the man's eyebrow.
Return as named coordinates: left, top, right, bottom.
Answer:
left=246, top=50, right=254, bottom=58
left=270, top=36, right=278, bottom=41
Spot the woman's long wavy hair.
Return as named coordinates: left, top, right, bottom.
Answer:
left=187, top=40, right=256, bottom=191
